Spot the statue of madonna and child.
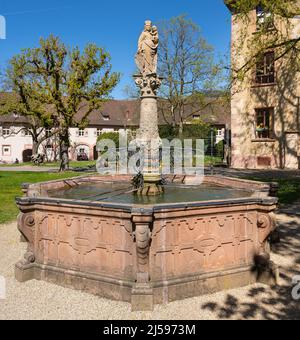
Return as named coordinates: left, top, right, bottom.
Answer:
left=135, top=20, right=159, bottom=76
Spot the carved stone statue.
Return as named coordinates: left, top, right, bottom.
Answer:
left=135, top=20, right=159, bottom=76
left=134, top=20, right=163, bottom=198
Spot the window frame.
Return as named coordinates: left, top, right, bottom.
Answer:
left=2, top=127, right=11, bottom=136
left=2, top=145, right=11, bottom=156
left=256, top=6, right=274, bottom=31
left=255, top=51, right=275, bottom=85
left=78, top=128, right=85, bottom=137
left=255, top=107, right=274, bottom=139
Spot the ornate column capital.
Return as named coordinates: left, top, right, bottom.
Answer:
left=134, top=74, right=163, bottom=98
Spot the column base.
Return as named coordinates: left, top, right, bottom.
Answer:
left=15, top=262, right=35, bottom=283
left=255, top=254, right=280, bottom=285
left=131, top=284, right=154, bottom=311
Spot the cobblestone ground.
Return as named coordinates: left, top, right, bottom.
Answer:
left=0, top=205, right=299, bottom=320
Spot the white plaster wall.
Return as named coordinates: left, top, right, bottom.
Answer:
left=0, top=126, right=128, bottom=163
left=0, top=127, right=32, bottom=163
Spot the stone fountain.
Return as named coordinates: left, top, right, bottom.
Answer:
left=15, top=21, right=279, bottom=312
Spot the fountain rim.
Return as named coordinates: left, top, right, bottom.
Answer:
left=16, top=193, right=278, bottom=213
left=16, top=174, right=278, bottom=212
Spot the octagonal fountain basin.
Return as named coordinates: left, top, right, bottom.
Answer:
left=15, top=174, right=278, bottom=311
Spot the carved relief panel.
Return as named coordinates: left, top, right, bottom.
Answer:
left=35, top=212, right=134, bottom=279
left=150, top=212, right=258, bottom=280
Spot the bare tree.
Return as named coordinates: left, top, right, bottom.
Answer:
left=157, top=15, right=226, bottom=135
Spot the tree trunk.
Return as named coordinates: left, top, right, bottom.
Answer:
left=31, top=131, right=40, bottom=156
left=59, top=129, right=70, bottom=172
left=178, top=121, right=184, bottom=138
left=32, top=139, right=38, bottom=156
left=178, top=106, right=184, bottom=138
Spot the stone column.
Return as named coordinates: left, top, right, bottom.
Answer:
left=134, top=74, right=164, bottom=196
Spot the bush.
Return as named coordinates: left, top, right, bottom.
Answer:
left=183, top=120, right=212, bottom=140
left=159, top=125, right=179, bottom=140
left=215, top=140, right=224, bottom=158
left=159, top=120, right=212, bottom=141
left=97, top=132, right=120, bottom=149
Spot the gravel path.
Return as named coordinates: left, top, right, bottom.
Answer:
left=0, top=207, right=299, bottom=320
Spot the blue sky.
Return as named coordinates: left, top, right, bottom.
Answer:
left=0, top=0, right=231, bottom=98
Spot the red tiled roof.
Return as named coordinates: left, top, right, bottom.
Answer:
left=0, top=92, right=230, bottom=128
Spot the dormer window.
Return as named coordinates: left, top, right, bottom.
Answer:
left=2, top=127, right=11, bottom=136
left=101, top=113, right=110, bottom=121
left=256, top=5, right=274, bottom=31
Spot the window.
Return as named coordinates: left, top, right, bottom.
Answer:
left=2, top=127, right=11, bottom=136
left=22, top=129, right=31, bottom=137
left=2, top=145, right=11, bottom=156
left=256, top=6, right=274, bottom=31
left=255, top=108, right=273, bottom=139
left=256, top=51, right=275, bottom=84
left=102, top=114, right=110, bottom=121
left=96, top=128, right=102, bottom=136
left=45, top=129, right=52, bottom=138
left=78, top=129, right=85, bottom=137
left=217, top=129, right=223, bottom=137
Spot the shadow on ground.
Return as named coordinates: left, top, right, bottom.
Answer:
left=201, top=212, right=300, bottom=320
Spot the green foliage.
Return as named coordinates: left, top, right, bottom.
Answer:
left=182, top=120, right=212, bottom=139
left=228, top=0, right=300, bottom=83
left=159, top=125, right=179, bottom=140
left=159, top=120, right=212, bottom=141
left=244, top=176, right=300, bottom=205
left=2, top=35, right=120, bottom=170
left=0, top=171, right=82, bottom=224
left=215, top=140, right=225, bottom=158
left=227, top=0, right=300, bottom=18
left=97, top=132, right=120, bottom=149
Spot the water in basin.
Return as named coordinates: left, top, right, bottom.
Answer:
left=47, top=182, right=252, bottom=205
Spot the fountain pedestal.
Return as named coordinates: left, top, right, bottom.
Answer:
left=134, top=74, right=164, bottom=196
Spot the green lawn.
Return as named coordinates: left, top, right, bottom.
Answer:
left=0, top=171, right=83, bottom=224
left=1, top=170, right=299, bottom=225
left=204, top=156, right=223, bottom=166
left=0, top=161, right=96, bottom=168
left=1, top=158, right=221, bottom=167
left=244, top=177, right=300, bottom=205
